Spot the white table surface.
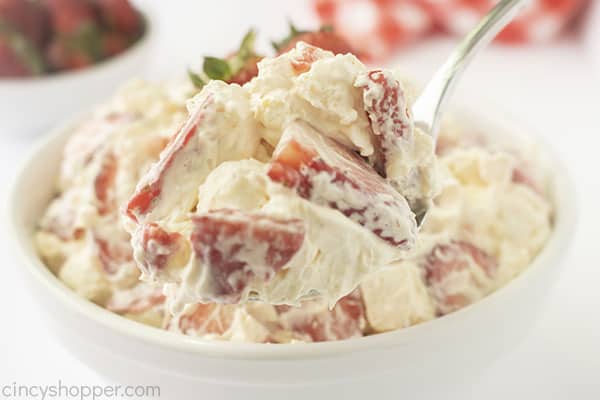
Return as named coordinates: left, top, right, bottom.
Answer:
left=1, top=1, right=598, bottom=399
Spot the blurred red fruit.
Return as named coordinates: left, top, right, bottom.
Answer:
left=0, top=0, right=49, bottom=48
left=46, top=38, right=95, bottom=71
left=100, top=31, right=129, bottom=57
left=0, top=36, right=30, bottom=76
left=43, top=0, right=97, bottom=35
left=277, top=29, right=356, bottom=56
left=95, top=0, right=142, bottom=35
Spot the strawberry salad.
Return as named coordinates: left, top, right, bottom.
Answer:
left=35, top=27, right=553, bottom=343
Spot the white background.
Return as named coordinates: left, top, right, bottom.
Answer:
left=1, top=1, right=599, bottom=399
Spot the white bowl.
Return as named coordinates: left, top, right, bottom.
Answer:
left=0, top=12, right=155, bottom=137
left=9, top=108, right=576, bottom=399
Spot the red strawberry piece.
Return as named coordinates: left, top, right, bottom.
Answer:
left=424, top=241, right=498, bottom=314
left=189, top=209, right=306, bottom=303
left=60, top=112, right=139, bottom=187
left=95, top=0, right=141, bottom=35
left=135, top=222, right=185, bottom=276
left=125, top=94, right=214, bottom=223
left=175, top=303, right=235, bottom=336
left=94, top=151, right=118, bottom=215
left=106, top=284, right=165, bottom=315
left=268, top=121, right=416, bottom=248
left=288, top=43, right=323, bottom=74
left=356, top=68, right=413, bottom=177
left=277, top=290, right=366, bottom=342
left=39, top=194, right=84, bottom=241
left=93, top=230, right=133, bottom=275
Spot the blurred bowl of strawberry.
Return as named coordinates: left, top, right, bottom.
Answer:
left=0, top=0, right=154, bottom=135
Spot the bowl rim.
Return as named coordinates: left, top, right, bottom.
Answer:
left=0, top=10, right=154, bottom=87
left=8, top=104, right=578, bottom=361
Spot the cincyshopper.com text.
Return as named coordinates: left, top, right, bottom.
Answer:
left=1, top=381, right=160, bottom=399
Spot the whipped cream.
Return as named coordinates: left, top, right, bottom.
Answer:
left=35, top=43, right=553, bottom=343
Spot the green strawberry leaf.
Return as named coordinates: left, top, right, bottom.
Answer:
left=203, top=56, right=232, bottom=80
left=188, top=29, right=259, bottom=88
left=188, top=69, right=206, bottom=89
left=237, top=29, right=256, bottom=61
left=229, top=29, right=257, bottom=75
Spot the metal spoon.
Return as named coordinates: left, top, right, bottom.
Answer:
left=411, top=0, right=529, bottom=226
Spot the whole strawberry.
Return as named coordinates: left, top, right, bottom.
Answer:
left=0, top=30, right=45, bottom=77
left=100, top=31, right=130, bottom=57
left=43, top=0, right=97, bottom=36
left=0, top=35, right=28, bottom=76
left=46, top=37, right=95, bottom=71
left=0, top=0, right=49, bottom=48
left=42, top=0, right=102, bottom=71
left=95, top=0, right=142, bottom=35
left=273, top=24, right=356, bottom=56
left=189, top=30, right=262, bottom=89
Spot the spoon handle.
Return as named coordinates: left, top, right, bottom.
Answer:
left=412, top=0, right=529, bottom=139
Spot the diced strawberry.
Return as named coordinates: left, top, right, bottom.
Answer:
left=277, top=290, right=366, bottom=342
left=190, top=209, right=306, bottom=303
left=125, top=183, right=160, bottom=223
left=289, top=44, right=321, bottom=74
left=95, top=0, right=142, bottom=35
left=106, top=284, right=165, bottom=314
left=93, top=230, right=133, bottom=275
left=176, top=303, right=235, bottom=336
left=60, top=112, right=138, bottom=187
left=40, top=198, right=84, bottom=241
left=136, top=223, right=185, bottom=276
left=125, top=94, right=212, bottom=223
left=356, top=69, right=413, bottom=177
left=268, top=122, right=416, bottom=248
left=94, top=152, right=118, bottom=215
left=424, top=241, right=498, bottom=314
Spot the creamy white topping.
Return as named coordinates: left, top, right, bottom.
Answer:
left=35, top=44, right=553, bottom=343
